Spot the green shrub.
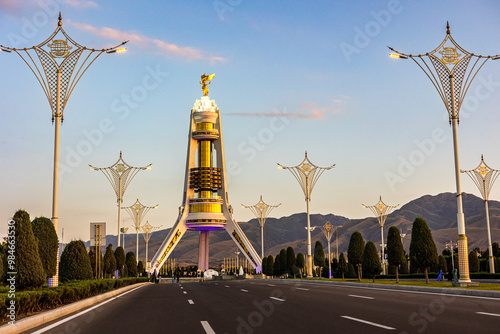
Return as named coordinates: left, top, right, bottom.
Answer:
left=348, top=231, right=365, bottom=281
left=125, top=252, right=137, bottom=277
left=3, top=210, right=45, bottom=290
left=103, top=244, right=116, bottom=278
left=345, top=263, right=357, bottom=278
left=362, top=241, right=382, bottom=282
left=31, top=217, right=59, bottom=279
left=469, top=251, right=480, bottom=273
left=409, top=218, right=438, bottom=283
left=0, top=278, right=148, bottom=321
left=114, top=247, right=126, bottom=277
left=60, top=240, right=93, bottom=282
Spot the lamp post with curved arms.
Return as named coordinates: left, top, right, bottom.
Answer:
left=462, top=155, right=500, bottom=273
left=90, top=151, right=152, bottom=247
left=141, top=221, right=162, bottom=272
left=0, top=13, right=127, bottom=287
left=278, top=151, right=335, bottom=277
left=363, top=196, right=399, bottom=275
left=242, top=196, right=281, bottom=259
left=122, top=199, right=158, bottom=259
left=389, top=22, right=500, bottom=285
left=318, top=221, right=341, bottom=279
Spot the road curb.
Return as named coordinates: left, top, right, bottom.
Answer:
left=278, top=279, right=500, bottom=298
left=1, top=282, right=151, bottom=334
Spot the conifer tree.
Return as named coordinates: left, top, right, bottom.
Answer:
left=387, top=226, right=406, bottom=283
left=362, top=241, right=382, bottom=282
left=347, top=231, right=365, bottom=281
left=409, top=218, right=438, bottom=283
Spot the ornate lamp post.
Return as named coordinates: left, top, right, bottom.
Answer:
left=278, top=151, right=335, bottom=277
left=318, top=221, right=341, bottom=279
left=0, top=13, right=127, bottom=287
left=141, top=221, right=162, bottom=272
left=363, top=196, right=399, bottom=275
left=242, top=196, right=281, bottom=259
left=122, top=199, right=158, bottom=259
left=389, top=22, right=500, bottom=285
left=120, top=227, right=129, bottom=253
left=462, top=155, right=500, bottom=273
left=90, top=151, right=152, bottom=247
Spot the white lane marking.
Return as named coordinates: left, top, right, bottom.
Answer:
left=477, top=311, right=500, bottom=317
left=188, top=299, right=194, bottom=304
left=270, top=296, right=285, bottom=302
left=349, top=294, right=374, bottom=300
left=267, top=284, right=276, bottom=286
left=303, top=282, right=500, bottom=301
left=183, top=291, right=187, bottom=294
left=296, top=287, right=309, bottom=291
left=201, top=321, right=216, bottom=334
left=241, top=289, right=249, bottom=293
left=31, top=285, right=146, bottom=334
left=225, top=285, right=230, bottom=288
left=215, top=283, right=219, bottom=285
left=341, top=316, right=395, bottom=330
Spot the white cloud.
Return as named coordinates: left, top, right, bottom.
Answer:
left=67, top=20, right=227, bottom=64
left=226, top=102, right=342, bottom=120
left=65, top=0, right=99, bottom=8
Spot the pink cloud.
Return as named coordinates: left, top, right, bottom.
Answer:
left=67, top=20, right=227, bottom=64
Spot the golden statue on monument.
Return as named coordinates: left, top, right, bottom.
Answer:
left=200, top=73, right=215, bottom=96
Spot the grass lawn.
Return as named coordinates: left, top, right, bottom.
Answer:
left=299, top=278, right=500, bottom=291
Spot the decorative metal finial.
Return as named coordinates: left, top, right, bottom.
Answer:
left=58, top=12, right=62, bottom=26
left=446, top=21, right=450, bottom=34
left=200, top=73, right=215, bottom=96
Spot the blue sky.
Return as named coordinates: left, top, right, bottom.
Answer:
left=2, top=0, right=500, bottom=242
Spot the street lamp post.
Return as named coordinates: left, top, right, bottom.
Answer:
left=235, top=251, right=240, bottom=273
left=462, top=155, right=500, bottom=273
left=120, top=227, right=129, bottom=253
left=242, top=196, right=281, bottom=259
left=90, top=152, right=152, bottom=247
left=446, top=240, right=458, bottom=272
left=363, top=196, right=399, bottom=276
left=0, top=13, right=127, bottom=287
left=278, top=151, right=335, bottom=277
left=122, top=199, right=158, bottom=259
left=318, top=221, right=341, bottom=279
left=389, top=22, right=500, bottom=285
left=141, top=221, right=162, bottom=272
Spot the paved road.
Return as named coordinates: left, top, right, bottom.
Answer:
left=25, top=280, right=500, bottom=333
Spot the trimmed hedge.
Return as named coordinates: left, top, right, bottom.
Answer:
left=0, top=277, right=148, bottom=322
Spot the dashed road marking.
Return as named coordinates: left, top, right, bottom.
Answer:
left=349, top=294, right=374, bottom=300
left=341, top=316, right=395, bottom=330
left=201, top=321, right=216, bottom=334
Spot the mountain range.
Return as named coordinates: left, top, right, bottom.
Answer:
left=93, top=192, right=500, bottom=266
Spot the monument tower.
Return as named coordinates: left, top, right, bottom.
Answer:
left=150, top=74, right=261, bottom=273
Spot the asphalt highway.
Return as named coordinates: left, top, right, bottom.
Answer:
left=24, top=279, right=500, bottom=334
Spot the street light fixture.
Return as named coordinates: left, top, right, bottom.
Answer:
left=235, top=250, right=241, bottom=273
left=242, top=196, right=281, bottom=259
left=461, top=155, right=500, bottom=273
left=122, top=199, right=158, bottom=259
left=0, top=13, right=127, bottom=287
left=389, top=22, right=500, bottom=285
left=120, top=227, right=129, bottom=253
left=363, top=196, right=399, bottom=275
left=141, top=221, right=162, bottom=272
left=278, top=151, right=335, bottom=277
left=446, top=240, right=458, bottom=272
left=89, top=151, right=152, bottom=247
left=318, top=221, right=341, bottom=279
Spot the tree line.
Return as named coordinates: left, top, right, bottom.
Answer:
left=1, top=209, right=145, bottom=290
